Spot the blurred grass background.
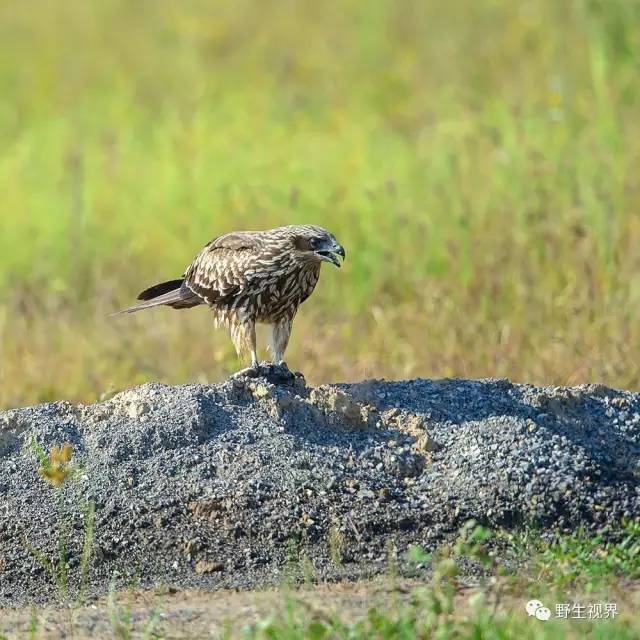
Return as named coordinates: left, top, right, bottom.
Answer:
left=1, top=0, right=639, bottom=408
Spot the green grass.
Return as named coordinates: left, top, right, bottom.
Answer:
left=240, top=604, right=637, bottom=640
left=1, top=0, right=640, bottom=407
left=236, top=522, right=640, bottom=640
left=6, top=521, right=639, bottom=638
left=241, top=605, right=637, bottom=640
left=512, top=521, right=640, bottom=592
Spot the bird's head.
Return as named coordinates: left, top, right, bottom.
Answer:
left=291, top=226, right=345, bottom=268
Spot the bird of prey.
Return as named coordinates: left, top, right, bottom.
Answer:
left=117, top=224, right=345, bottom=377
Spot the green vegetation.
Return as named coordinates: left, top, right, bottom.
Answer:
left=8, top=519, right=639, bottom=638
left=25, top=439, right=95, bottom=604
left=512, top=521, right=640, bottom=592
left=107, top=583, right=162, bottom=640
left=1, top=0, right=639, bottom=407
left=241, top=599, right=636, bottom=640
left=239, top=523, right=640, bottom=639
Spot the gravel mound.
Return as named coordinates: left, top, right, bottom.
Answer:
left=1, top=369, right=639, bottom=605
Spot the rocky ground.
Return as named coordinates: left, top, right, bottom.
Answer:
left=1, top=367, right=639, bottom=606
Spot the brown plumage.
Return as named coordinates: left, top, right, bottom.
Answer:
left=117, top=225, right=345, bottom=375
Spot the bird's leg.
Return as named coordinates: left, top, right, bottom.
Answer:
left=267, top=319, right=293, bottom=373
left=230, top=320, right=260, bottom=378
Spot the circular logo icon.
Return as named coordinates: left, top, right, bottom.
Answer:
left=535, top=606, right=551, bottom=621
left=525, top=600, right=544, bottom=617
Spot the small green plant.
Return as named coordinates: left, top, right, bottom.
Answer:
left=34, top=442, right=74, bottom=487
left=25, top=437, right=96, bottom=605
left=282, top=536, right=304, bottom=587
left=106, top=583, right=163, bottom=640
left=300, top=552, right=317, bottom=586
left=28, top=607, right=39, bottom=640
left=108, top=584, right=133, bottom=640
left=328, top=525, right=343, bottom=569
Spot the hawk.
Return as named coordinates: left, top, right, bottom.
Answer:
left=118, top=225, right=345, bottom=377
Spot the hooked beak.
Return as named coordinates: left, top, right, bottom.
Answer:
left=316, top=240, right=346, bottom=268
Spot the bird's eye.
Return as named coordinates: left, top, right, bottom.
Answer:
left=309, top=237, right=319, bottom=249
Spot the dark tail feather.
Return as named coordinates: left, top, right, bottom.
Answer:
left=137, top=279, right=185, bottom=301
left=113, top=279, right=202, bottom=315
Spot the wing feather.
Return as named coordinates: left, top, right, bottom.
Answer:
left=183, top=232, right=263, bottom=305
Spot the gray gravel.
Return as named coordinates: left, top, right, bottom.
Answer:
left=1, top=368, right=639, bottom=605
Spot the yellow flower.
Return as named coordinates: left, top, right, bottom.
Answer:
left=39, top=443, right=74, bottom=488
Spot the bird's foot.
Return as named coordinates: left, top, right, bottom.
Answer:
left=231, top=361, right=305, bottom=386
left=270, top=361, right=305, bottom=386
left=270, top=361, right=292, bottom=378
left=232, top=365, right=261, bottom=380
left=231, top=362, right=305, bottom=387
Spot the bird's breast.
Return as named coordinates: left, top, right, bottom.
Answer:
left=251, top=263, right=320, bottom=321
